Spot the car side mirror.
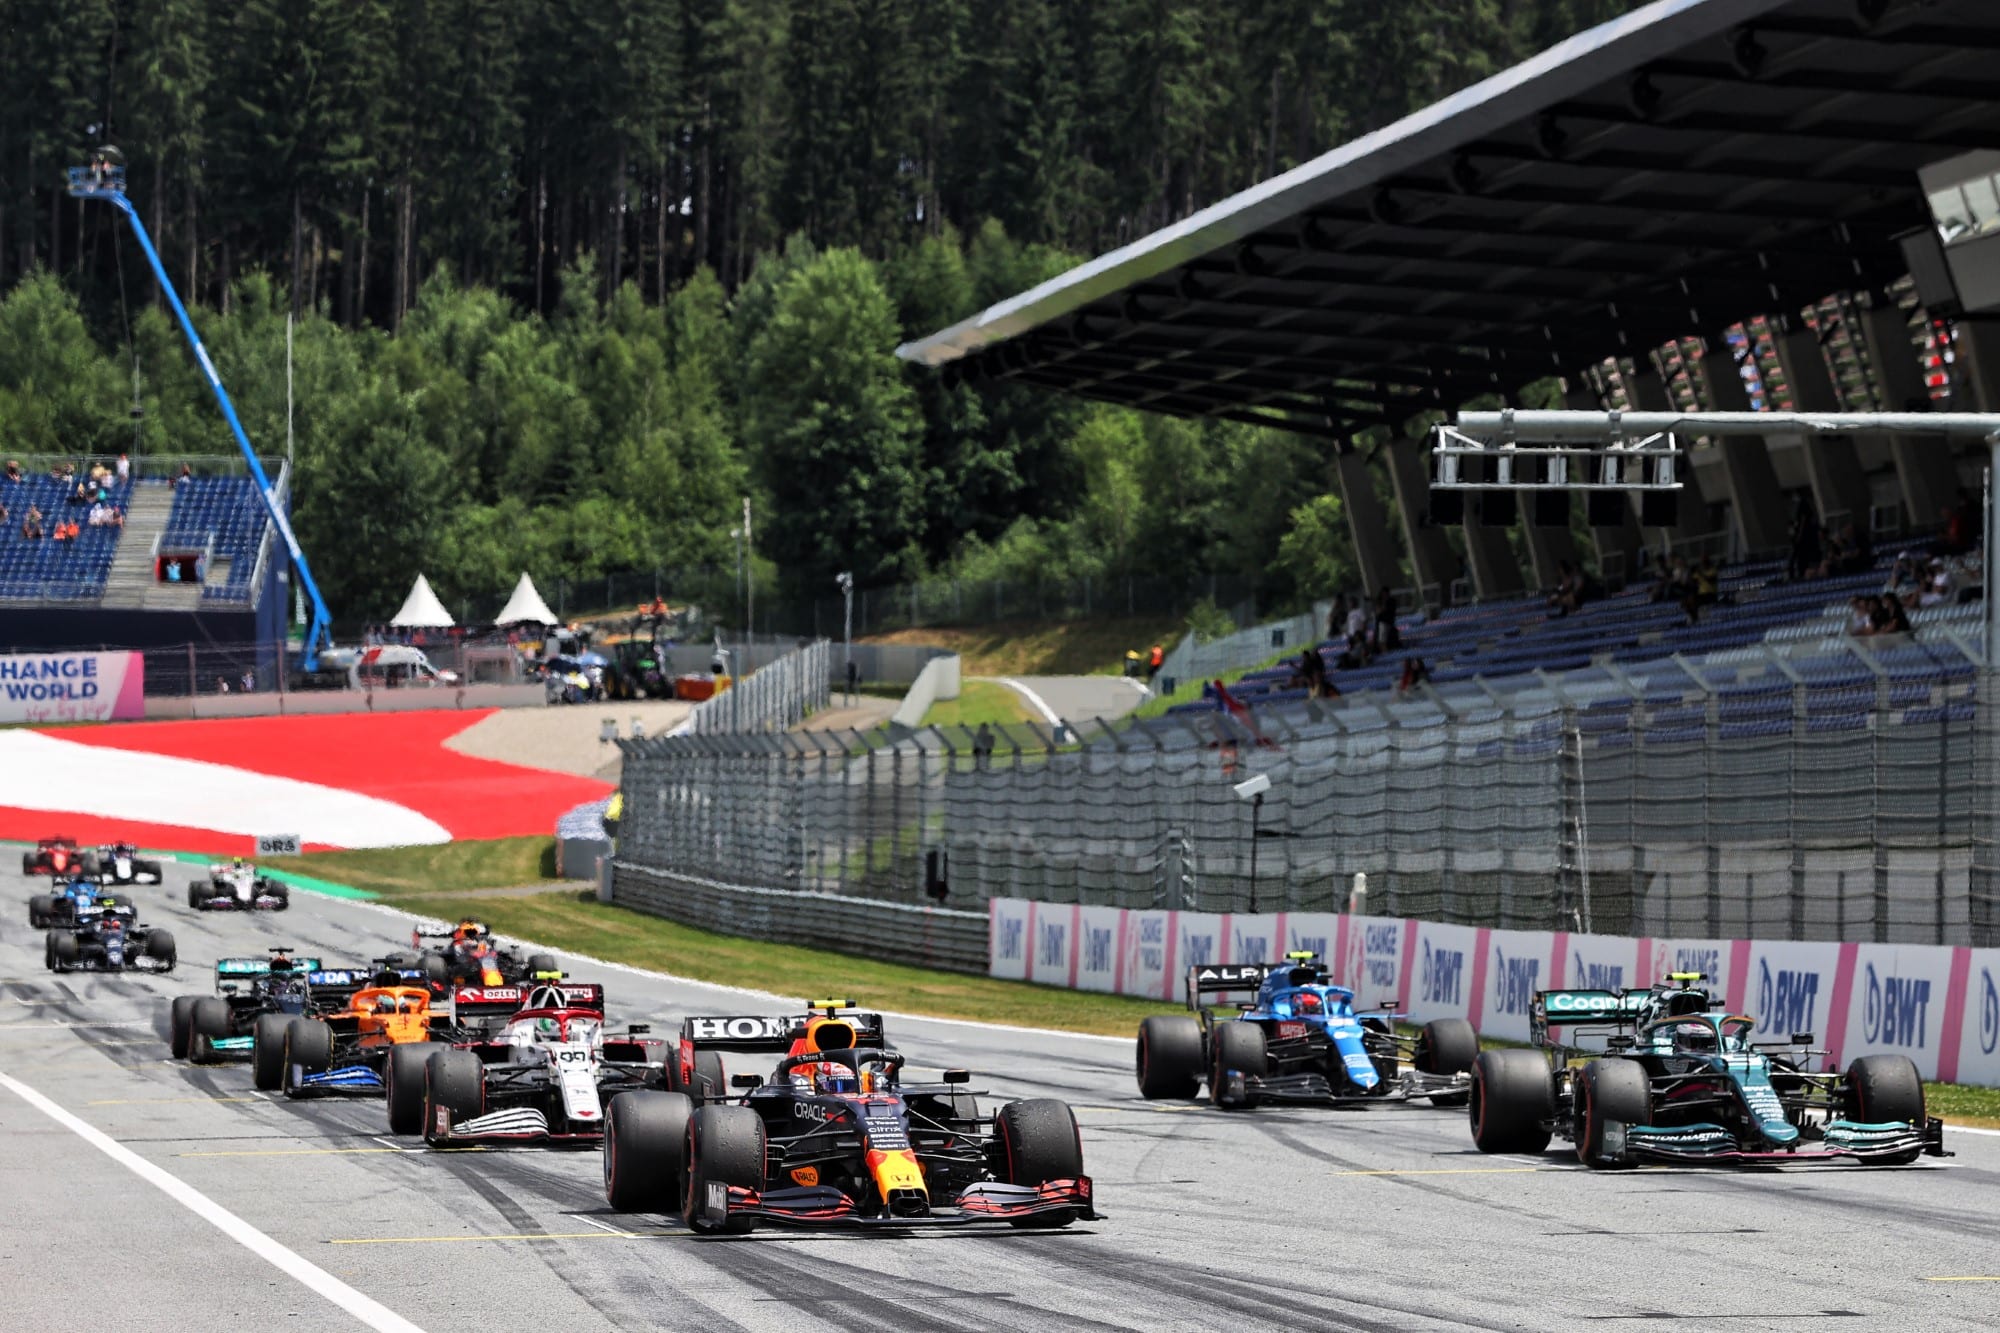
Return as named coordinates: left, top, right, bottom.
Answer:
left=942, top=1069, right=971, bottom=1085
left=730, top=1073, right=763, bottom=1089
left=1792, top=1032, right=1814, bottom=1045
left=219, top=983, right=238, bottom=994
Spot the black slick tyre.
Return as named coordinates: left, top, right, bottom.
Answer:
left=1208, top=1021, right=1267, bottom=1109
left=385, top=1042, right=437, bottom=1135
left=282, top=1019, right=335, bottom=1098
left=1469, top=1050, right=1554, bottom=1154
left=1416, top=1017, right=1479, bottom=1106
left=28, top=895, right=52, bottom=928
left=168, top=995, right=198, bottom=1059
left=689, top=1050, right=725, bottom=1105
left=1135, top=1015, right=1204, bottom=1100
left=682, top=1104, right=764, bottom=1234
left=996, top=1098, right=1085, bottom=1229
left=189, top=997, right=232, bottom=1065
left=421, top=954, right=449, bottom=986
left=252, top=1012, right=290, bottom=1090
left=186, top=882, right=208, bottom=910
left=266, top=883, right=289, bottom=911
left=526, top=953, right=558, bottom=976
left=146, top=929, right=176, bottom=969
left=605, top=1090, right=692, bottom=1213
left=1574, top=1059, right=1651, bottom=1168
left=49, top=931, right=79, bottom=970
left=423, top=1049, right=486, bottom=1143
left=1846, top=1055, right=1926, bottom=1164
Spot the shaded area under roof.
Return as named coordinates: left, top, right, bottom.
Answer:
left=897, top=0, right=2000, bottom=439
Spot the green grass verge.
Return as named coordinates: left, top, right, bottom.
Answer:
left=1925, top=1081, right=2000, bottom=1128
left=260, top=836, right=559, bottom=899
left=920, top=679, right=1037, bottom=729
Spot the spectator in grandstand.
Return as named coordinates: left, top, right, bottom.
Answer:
left=1936, top=487, right=1976, bottom=556
left=1846, top=595, right=1875, bottom=635
left=1787, top=495, right=1822, bottom=581
left=175, top=462, right=192, bottom=487
left=1867, top=592, right=1912, bottom=637
left=21, top=506, right=43, bottom=539
left=214, top=676, right=230, bottom=694
left=1828, top=521, right=1873, bottom=576
left=1344, top=598, right=1370, bottom=649
left=1548, top=560, right=1587, bottom=617
left=240, top=670, right=255, bottom=693
left=115, top=453, right=129, bottom=485
left=1291, top=647, right=1326, bottom=698
left=1326, top=593, right=1347, bottom=643
left=1682, top=554, right=1720, bottom=625
left=1146, top=643, right=1164, bottom=681
left=1648, top=556, right=1687, bottom=606
left=1396, top=656, right=1429, bottom=695
left=1374, top=587, right=1401, bottom=650
left=2, top=459, right=20, bottom=483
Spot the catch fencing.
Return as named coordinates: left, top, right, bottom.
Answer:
left=674, top=638, right=830, bottom=736
left=615, top=677, right=2000, bottom=949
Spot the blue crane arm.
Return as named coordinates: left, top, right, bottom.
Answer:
left=67, top=164, right=333, bottom=670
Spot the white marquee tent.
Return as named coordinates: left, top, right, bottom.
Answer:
left=495, top=572, right=558, bottom=625
left=389, top=573, right=455, bottom=628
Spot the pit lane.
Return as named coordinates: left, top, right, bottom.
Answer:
left=3, top=862, right=1998, bottom=1332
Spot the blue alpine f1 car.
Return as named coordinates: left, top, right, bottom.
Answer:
left=1469, top=973, right=1949, bottom=1168
left=27, top=878, right=111, bottom=929
left=1135, top=952, right=1480, bottom=1109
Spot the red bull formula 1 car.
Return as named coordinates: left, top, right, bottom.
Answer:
left=600, top=1000, right=1100, bottom=1234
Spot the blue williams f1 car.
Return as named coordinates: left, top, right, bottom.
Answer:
left=1469, top=973, right=1949, bottom=1168
left=1135, top=952, right=1480, bottom=1109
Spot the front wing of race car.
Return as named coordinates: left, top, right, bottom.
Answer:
left=1602, top=1116, right=1949, bottom=1165
left=1216, top=1065, right=1470, bottom=1105
left=288, top=1064, right=385, bottom=1096
left=429, top=1105, right=603, bottom=1145
left=191, top=892, right=287, bottom=912
left=692, top=1177, right=1100, bottom=1230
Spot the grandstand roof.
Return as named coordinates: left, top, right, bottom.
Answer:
left=897, top=0, right=2000, bottom=439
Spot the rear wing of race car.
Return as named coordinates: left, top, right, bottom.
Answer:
left=1529, top=988, right=1652, bottom=1047
left=451, top=982, right=605, bottom=1024
left=215, top=956, right=324, bottom=978
left=1185, top=954, right=1342, bottom=1012
left=303, top=969, right=380, bottom=1003
left=680, top=1008, right=889, bottom=1053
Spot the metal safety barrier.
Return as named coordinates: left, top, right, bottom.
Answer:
left=610, top=861, right=987, bottom=973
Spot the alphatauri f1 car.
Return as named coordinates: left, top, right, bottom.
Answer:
left=45, top=899, right=175, bottom=973
left=1136, top=954, right=1479, bottom=1109
left=1469, top=973, right=1950, bottom=1168
left=601, top=1001, right=1100, bottom=1234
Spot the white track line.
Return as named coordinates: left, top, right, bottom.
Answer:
left=0, top=1070, right=426, bottom=1333
left=995, top=677, right=1064, bottom=728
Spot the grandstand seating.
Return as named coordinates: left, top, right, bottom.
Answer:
left=0, top=472, right=129, bottom=601
left=160, top=475, right=274, bottom=602
left=1159, top=551, right=1985, bottom=749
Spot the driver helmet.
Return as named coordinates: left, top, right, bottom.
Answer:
left=232, top=857, right=246, bottom=870
left=1673, top=1022, right=1718, bottom=1054
left=817, top=1067, right=858, bottom=1095
left=1293, top=991, right=1324, bottom=1014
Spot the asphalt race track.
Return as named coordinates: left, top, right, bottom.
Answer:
left=5, top=869, right=2000, bottom=1332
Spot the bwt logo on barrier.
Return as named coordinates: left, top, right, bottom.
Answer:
left=1757, top=959, right=1821, bottom=1035
left=1037, top=921, right=1067, bottom=969
left=1183, top=933, right=1215, bottom=967
left=1981, top=968, right=1998, bottom=1057
left=1234, top=933, right=1269, bottom=965
left=1861, top=963, right=1932, bottom=1049
left=1420, top=940, right=1464, bottom=1007
left=1137, top=916, right=1165, bottom=975
left=1491, top=948, right=1540, bottom=1016
left=1571, top=953, right=1624, bottom=991
left=1084, top=927, right=1113, bottom=975
left=1356, top=924, right=1399, bottom=990
left=997, top=917, right=1024, bottom=962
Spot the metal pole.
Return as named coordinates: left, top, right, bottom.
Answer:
left=1248, top=791, right=1263, bottom=913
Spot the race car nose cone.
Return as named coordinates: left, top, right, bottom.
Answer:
left=1757, top=1117, right=1800, bottom=1147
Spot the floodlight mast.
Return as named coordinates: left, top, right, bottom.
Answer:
left=1444, top=407, right=2000, bottom=668
left=67, top=153, right=334, bottom=671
